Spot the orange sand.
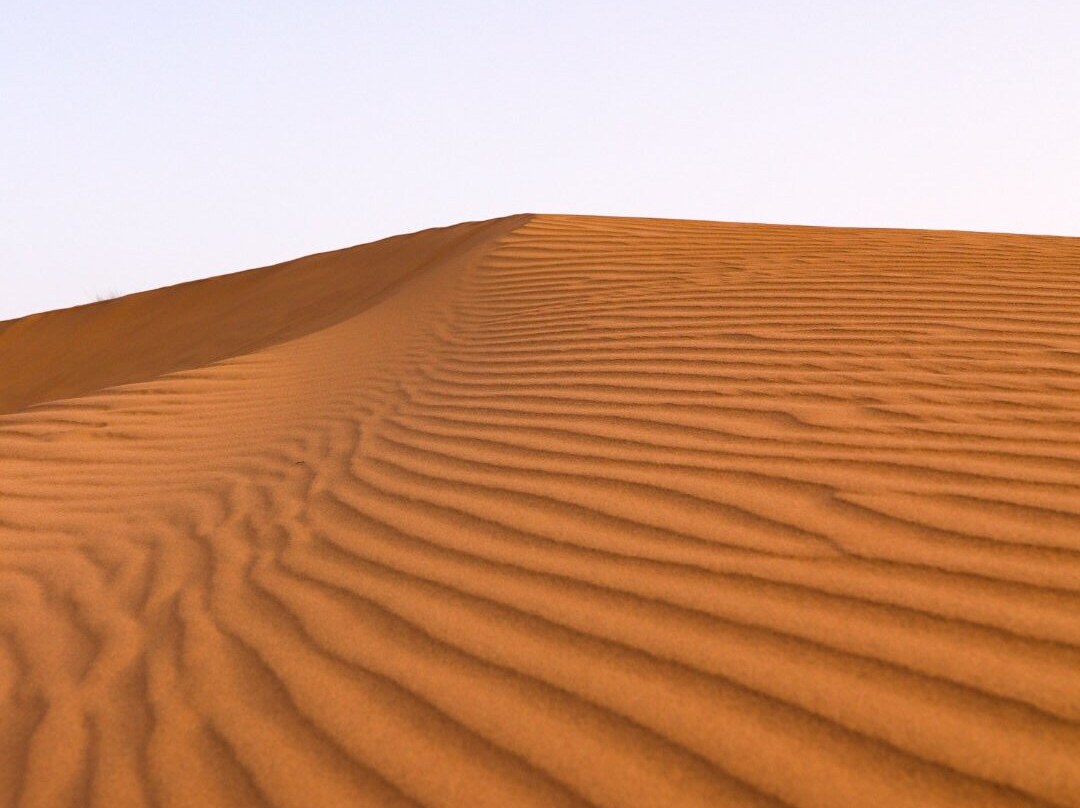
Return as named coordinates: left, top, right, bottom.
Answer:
left=1, top=214, right=1078, bottom=808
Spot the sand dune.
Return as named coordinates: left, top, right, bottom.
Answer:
left=1, top=213, right=1079, bottom=807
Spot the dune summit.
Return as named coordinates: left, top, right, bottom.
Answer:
left=1, top=213, right=1079, bottom=808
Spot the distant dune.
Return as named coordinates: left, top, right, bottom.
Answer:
left=1, top=214, right=1078, bottom=808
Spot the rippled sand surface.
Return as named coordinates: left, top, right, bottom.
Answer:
left=2, top=214, right=1079, bottom=807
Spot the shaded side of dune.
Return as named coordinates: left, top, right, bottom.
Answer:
left=0, top=214, right=530, bottom=414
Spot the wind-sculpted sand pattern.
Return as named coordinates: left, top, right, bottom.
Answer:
left=1, top=214, right=1079, bottom=807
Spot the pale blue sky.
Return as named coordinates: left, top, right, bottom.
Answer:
left=3, top=1, right=1078, bottom=320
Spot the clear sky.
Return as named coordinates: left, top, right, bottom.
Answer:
left=3, top=1, right=1078, bottom=320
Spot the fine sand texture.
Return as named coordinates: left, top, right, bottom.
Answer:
left=1, top=213, right=1079, bottom=808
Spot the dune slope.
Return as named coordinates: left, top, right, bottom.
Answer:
left=0, top=216, right=522, bottom=415
left=1, top=213, right=1079, bottom=808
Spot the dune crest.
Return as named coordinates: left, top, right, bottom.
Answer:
left=1, top=214, right=1079, bottom=807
